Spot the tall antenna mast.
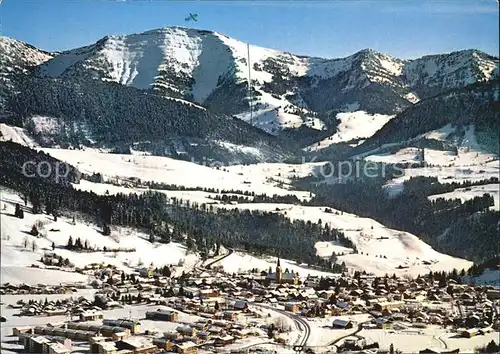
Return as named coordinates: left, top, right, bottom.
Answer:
left=247, top=43, right=253, bottom=126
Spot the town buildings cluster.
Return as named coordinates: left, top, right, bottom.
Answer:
left=4, top=258, right=500, bottom=354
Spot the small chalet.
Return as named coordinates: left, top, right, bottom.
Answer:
left=174, top=341, right=198, bottom=354
left=332, top=319, right=354, bottom=329
left=214, top=334, right=235, bottom=346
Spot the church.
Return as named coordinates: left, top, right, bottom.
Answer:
left=265, top=258, right=299, bottom=285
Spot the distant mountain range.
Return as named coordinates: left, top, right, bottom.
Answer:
left=0, top=27, right=498, bottom=162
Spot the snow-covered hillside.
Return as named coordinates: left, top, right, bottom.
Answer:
left=0, top=37, right=53, bottom=110
left=362, top=124, right=499, bottom=198
left=462, top=269, right=500, bottom=288
left=40, top=148, right=313, bottom=199
left=30, top=146, right=484, bottom=277
left=0, top=37, right=53, bottom=76
left=428, top=184, right=499, bottom=211
left=305, top=111, right=394, bottom=151
left=35, top=27, right=325, bottom=135
left=0, top=189, right=198, bottom=285
left=215, top=203, right=472, bottom=277
left=218, top=251, right=338, bottom=279
left=0, top=123, right=38, bottom=148
left=404, top=49, right=498, bottom=91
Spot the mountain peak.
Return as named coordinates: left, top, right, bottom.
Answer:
left=117, top=26, right=216, bottom=38
left=355, top=48, right=387, bottom=57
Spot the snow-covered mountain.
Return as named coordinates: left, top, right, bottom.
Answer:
left=0, top=27, right=498, bottom=158
left=403, top=50, right=499, bottom=98
left=0, top=37, right=53, bottom=76
left=0, top=37, right=53, bottom=115
left=20, top=27, right=497, bottom=135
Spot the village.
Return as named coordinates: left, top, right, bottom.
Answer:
left=1, top=250, right=499, bottom=354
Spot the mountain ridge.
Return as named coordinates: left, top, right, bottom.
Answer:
left=2, top=27, right=495, bottom=135
left=0, top=28, right=498, bottom=161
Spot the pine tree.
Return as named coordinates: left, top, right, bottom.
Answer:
left=15, top=203, right=24, bottom=218
left=30, top=225, right=39, bottom=236
left=103, top=224, right=111, bottom=236
left=67, top=236, right=73, bottom=249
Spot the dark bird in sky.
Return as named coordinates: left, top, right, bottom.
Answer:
left=185, top=13, right=198, bottom=22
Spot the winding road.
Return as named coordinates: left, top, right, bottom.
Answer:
left=204, top=248, right=234, bottom=269
left=179, top=247, right=233, bottom=277
left=327, top=322, right=364, bottom=346
left=435, top=334, right=448, bottom=349
left=250, top=302, right=311, bottom=353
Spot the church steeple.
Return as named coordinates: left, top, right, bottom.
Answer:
left=276, top=257, right=282, bottom=283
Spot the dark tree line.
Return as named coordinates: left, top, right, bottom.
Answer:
left=465, top=256, right=500, bottom=277
left=5, top=75, right=286, bottom=153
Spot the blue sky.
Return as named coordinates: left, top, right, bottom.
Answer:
left=1, top=0, right=498, bottom=59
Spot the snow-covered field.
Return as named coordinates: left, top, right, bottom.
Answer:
left=216, top=203, right=472, bottom=277
left=2, top=177, right=471, bottom=282
left=361, top=326, right=447, bottom=353
left=225, top=162, right=322, bottom=186
left=305, top=111, right=394, bottom=151
left=0, top=266, right=89, bottom=286
left=39, top=148, right=312, bottom=200
left=428, top=183, right=499, bottom=211
left=0, top=188, right=199, bottom=284
left=443, top=331, right=500, bottom=353
left=72, top=179, right=220, bottom=205
left=383, top=160, right=499, bottom=197
left=306, top=314, right=371, bottom=347
left=361, top=326, right=500, bottom=353
left=365, top=147, right=497, bottom=167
